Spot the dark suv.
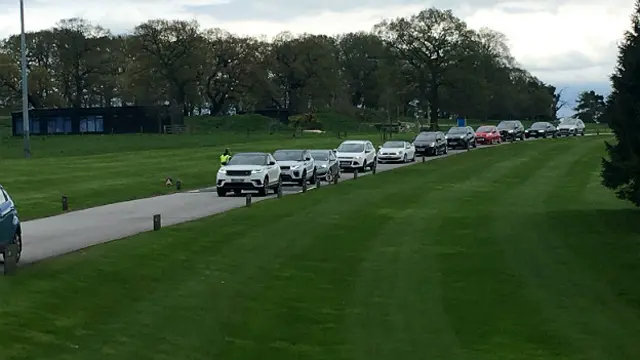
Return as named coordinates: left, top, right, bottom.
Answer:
left=525, top=121, right=557, bottom=138
left=0, top=185, right=22, bottom=263
left=497, top=120, right=525, bottom=141
left=445, top=126, right=476, bottom=149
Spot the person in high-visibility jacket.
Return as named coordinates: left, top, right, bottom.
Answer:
left=220, top=148, right=231, bottom=165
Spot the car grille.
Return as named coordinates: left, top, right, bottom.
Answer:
left=280, top=166, right=290, bottom=170
left=226, top=170, right=251, bottom=176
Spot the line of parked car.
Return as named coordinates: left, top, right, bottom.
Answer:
left=214, top=118, right=589, bottom=197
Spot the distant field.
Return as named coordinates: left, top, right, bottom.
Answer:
left=2, top=136, right=638, bottom=359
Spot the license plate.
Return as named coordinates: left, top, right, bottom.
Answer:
left=231, top=178, right=245, bottom=182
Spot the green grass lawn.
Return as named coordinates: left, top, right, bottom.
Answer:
left=2, top=136, right=639, bottom=359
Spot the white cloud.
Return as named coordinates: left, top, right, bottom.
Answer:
left=0, top=0, right=634, bottom=87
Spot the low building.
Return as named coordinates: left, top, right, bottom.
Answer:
left=11, top=105, right=181, bottom=136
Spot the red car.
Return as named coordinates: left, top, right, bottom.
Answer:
left=475, top=125, right=501, bottom=145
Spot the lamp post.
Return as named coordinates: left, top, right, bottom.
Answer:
left=20, top=0, right=31, bottom=158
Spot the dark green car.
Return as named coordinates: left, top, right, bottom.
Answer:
left=0, top=185, right=22, bottom=263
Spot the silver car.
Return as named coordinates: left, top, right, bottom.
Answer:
left=309, top=150, right=340, bottom=182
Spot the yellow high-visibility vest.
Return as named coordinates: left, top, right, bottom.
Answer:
left=220, top=154, right=230, bottom=164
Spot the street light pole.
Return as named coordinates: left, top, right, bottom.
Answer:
left=20, top=0, right=31, bottom=158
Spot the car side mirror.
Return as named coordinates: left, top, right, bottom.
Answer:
left=269, top=161, right=276, bottom=165
left=305, top=157, right=311, bottom=161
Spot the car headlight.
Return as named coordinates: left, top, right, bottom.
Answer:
left=430, top=142, right=435, bottom=146
left=251, top=169, right=264, bottom=174
left=291, top=165, right=301, bottom=169
left=459, top=135, right=464, bottom=139
left=218, top=167, right=225, bottom=173
left=570, top=127, right=575, bottom=131
left=508, top=130, right=514, bottom=133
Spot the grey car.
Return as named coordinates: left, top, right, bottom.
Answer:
left=309, top=149, right=340, bottom=182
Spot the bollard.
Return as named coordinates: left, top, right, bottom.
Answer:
left=245, top=193, right=252, bottom=206
left=372, top=164, right=377, bottom=174
left=277, top=185, right=283, bottom=198
left=354, top=168, right=358, bottom=179
left=153, top=214, right=161, bottom=230
left=317, top=177, right=321, bottom=188
left=302, top=180, right=308, bottom=193
left=422, top=155, right=426, bottom=163
left=333, top=173, right=339, bottom=185
left=2, top=244, right=17, bottom=275
left=62, top=196, right=68, bottom=211
left=176, top=180, right=182, bottom=191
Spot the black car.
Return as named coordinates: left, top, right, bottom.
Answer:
left=445, top=126, right=476, bottom=149
left=525, top=121, right=557, bottom=138
left=496, top=120, right=525, bottom=141
left=413, top=131, right=447, bottom=156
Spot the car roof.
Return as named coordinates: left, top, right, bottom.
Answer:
left=234, top=152, right=269, bottom=156
left=274, top=149, right=306, bottom=152
left=310, top=149, right=331, bottom=152
left=417, top=131, right=439, bottom=135
left=341, top=140, right=368, bottom=143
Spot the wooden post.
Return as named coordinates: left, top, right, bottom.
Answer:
left=62, top=196, right=68, bottom=211
left=245, top=194, right=252, bottom=206
left=2, top=244, right=17, bottom=275
left=153, top=214, right=161, bottom=230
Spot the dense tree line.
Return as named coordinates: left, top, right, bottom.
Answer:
left=0, top=8, right=561, bottom=128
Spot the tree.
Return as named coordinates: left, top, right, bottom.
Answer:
left=573, top=90, right=606, bottom=123
left=375, top=8, right=474, bottom=129
left=601, top=0, right=640, bottom=206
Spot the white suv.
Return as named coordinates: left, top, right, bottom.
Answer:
left=216, top=152, right=282, bottom=197
left=335, top=140, right=377, bottom=171
left=273, top=149, right=317, bottom=186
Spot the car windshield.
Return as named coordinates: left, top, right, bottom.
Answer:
left=415, top=133, right=436, bottom=141
left=477, top=126, right=494, bottom=132
left=531, top=122, right=548, bottom=129
left=227, top=154, right=267, bottom=165
left=274, top=150, right=304, bottom=161
left=560, top=119, right=578, bottom=125
left=447, top=127, right=466, bottom=134
left=382, top=141, right=405, bottom=148
left=497, top=121, right=515, bottom=129
left=337, top=143, right=364, bottom=152
left=309, top=151, right=329, bottom=161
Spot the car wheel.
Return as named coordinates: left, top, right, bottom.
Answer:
left=325, top=171, right=333, bottom=183
left=1, top=231, right=22, bottom=263
left=233, top=189, right=242, bottom=195
left=258, top=176, right=268, bottom=196
left=310, top=170, right=317, bottom=185
left=216, top=188, right=226, bottom=197
left=273, top=176, right=282, bottom=194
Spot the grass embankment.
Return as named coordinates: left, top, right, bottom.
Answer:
left=2, top=136, right=639, bottom=359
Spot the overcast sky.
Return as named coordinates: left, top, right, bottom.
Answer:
left=0, top=0, right=634, bottom=113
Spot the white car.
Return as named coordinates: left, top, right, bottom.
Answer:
left=556, top=118, right=585, bottom=136
left=216, top=152, right=282, bottom=197
left=377, top=140, right=416, bottom=163
left=335, top=140, right=377, bottom=171
left=273, top=149, right=317, bottom=186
